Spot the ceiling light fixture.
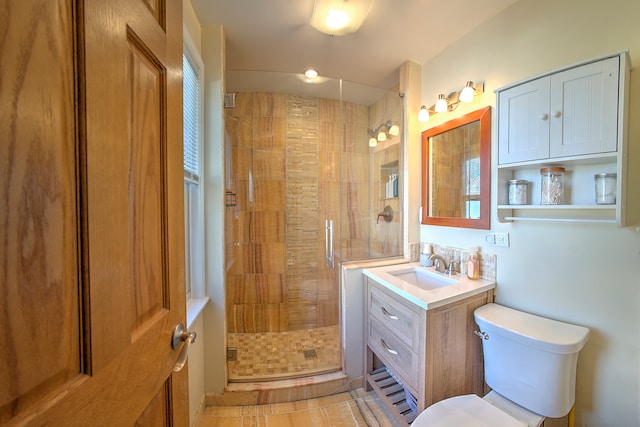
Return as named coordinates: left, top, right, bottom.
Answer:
left=418, top=81, right=485, bottom=123
left=310, top=0, right=372, bottom=36
left=304, top=69, right=319, bottom=81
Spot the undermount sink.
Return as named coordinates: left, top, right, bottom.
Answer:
left=387, top=267, right=458, bottom=290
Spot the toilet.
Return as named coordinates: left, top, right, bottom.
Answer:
left=413, top=303, right=589, bottom=427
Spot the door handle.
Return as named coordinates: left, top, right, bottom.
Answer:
left=172, top=323, right=197, bottom=372
left=325, top=219, right=334, bottom=269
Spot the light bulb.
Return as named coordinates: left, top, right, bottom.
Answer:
left=369, top=137, right=377, bottom=147
left=459, top=81, right=475, bottom=103
left=435, top=94, right=448, bottom=113
left=305, top=69, right=318, bottom=80
left=388, top=124, right=400, bottom=136
left=418, top=105, right=430, bottom=122
left=377, top=130, right=386, bottom=142
left=325, top=9, right=349, bottom=30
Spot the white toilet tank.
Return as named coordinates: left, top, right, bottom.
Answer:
left=474, top=303, right=589, bottom=418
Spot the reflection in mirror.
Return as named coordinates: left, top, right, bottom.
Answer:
left=421, top=106, right=491, bottom=229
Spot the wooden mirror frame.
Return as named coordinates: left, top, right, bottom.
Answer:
left=421, top=106, right=491, bottom=229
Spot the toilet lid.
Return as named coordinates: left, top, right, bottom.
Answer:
left=412, top=394, right=527, bottom=427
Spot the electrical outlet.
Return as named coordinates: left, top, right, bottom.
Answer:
left=494, top=232, right=510, bottom=247
left=484, top=232, right=510, bottom=247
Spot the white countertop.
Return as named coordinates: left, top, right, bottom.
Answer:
left=363, top=262, right=496, bottom=310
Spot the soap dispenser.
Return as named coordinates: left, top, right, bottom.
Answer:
left=467, top=247, right=480, bottom=280
left=420, top=243, right=433, bottom=267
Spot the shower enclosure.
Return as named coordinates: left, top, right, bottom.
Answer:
left=223, top=72, right=403, bottom=382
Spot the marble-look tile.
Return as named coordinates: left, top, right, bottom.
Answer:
left=253, top=116, right=286, bottom=148
left=254, top=92, right=286, bottom=117
left=342, top=152, right=371, bottom=183
left=318, top=181, right=340, bottom=212
left=225, top=243, right=255, bottom=275
left=343, top=123, right=370, bottom=154
left=252, top=211, right=284, bottom=243
left=343, top=182, right=370, bottom=212
left=196, top=390, right=395, bottom=427
left=317, top=121, right=341, bottom=152
left=253, top=180, right=286, bottom=211
left=253, top=148, right=285, bottom=180
left=318, top=98, right=341, bottom=123
left=254, top=243, right=285, bottom=274
left=318, top=151, right=340, bottom=182
left=225, top=92, right=254, bottom=117
left=344, top=102, right=369, bottom=126
left=226, top=274, right=285, bottom=305
left=226, top=211, right=251, bottom=244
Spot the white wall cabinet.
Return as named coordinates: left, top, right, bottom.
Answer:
left=496, top=52, right=629, bottom=225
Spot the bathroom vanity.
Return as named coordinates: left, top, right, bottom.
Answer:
left=363, top=263, right=495, bottom=425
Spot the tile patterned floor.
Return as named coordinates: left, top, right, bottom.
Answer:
left=195, top=389, right=398, bottom=427
left=228, top=326, right=342, bottom=381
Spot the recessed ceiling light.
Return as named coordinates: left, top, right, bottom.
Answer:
left=305, top=69, right=319, bottom=80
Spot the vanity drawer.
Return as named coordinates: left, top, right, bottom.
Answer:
left=367, top=278, right=421, bottom=351
left=367, top=316, right=419, bottom=392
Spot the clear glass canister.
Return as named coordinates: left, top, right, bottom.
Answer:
left=594, top=173, right=616, bottom=205
left=508, top=179, right=528, bottom=205
left=540, top=167, right=565, bottom=205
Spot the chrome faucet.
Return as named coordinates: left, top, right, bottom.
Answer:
left=428, top=254, right=457, bottom=275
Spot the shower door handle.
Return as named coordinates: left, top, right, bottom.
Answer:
left=325, top=219, right=334, bottom=269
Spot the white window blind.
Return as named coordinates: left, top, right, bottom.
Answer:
left=183, top=52, right=199, bottom=182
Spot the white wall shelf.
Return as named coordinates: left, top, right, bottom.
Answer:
left=495, top=51, right=630, bottom=226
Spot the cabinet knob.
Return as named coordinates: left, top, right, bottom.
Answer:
left=552, top=110, right=562, bottom=118
left=539, top=113, right=548, bottom=120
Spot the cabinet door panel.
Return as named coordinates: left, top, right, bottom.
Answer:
left=550, top=57, right=619, bottom=157
left=498, top=77, right=550, bottom=164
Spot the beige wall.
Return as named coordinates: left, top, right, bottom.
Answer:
left=418, top=1, right=640, bottom=426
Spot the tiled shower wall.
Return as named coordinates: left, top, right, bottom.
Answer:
left=370, top=87, right=403, bottom=257
left=225, top=92, right=383, bottom=334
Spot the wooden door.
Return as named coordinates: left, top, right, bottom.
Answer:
left=1, top=0, right=188, bottom=425
left=497, top=76, right=551, bottom=164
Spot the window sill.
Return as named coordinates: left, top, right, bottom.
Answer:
left=187, top=297, right=209, bottom=328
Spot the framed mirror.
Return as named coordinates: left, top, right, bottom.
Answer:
left=421, top=106, right=491, bottom=229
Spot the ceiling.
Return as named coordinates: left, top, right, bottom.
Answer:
left=190, top=0, right=521, bottom=102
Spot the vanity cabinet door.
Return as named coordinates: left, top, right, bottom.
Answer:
left=498, top=76, right=551, bottom=164
left=549, top=56, right=619, bottom=157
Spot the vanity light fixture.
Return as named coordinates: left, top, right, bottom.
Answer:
left=459, top=81, right=478, bottom=103
left=310, top=0, right=372, bottom=36
left=434, top=94, right=449, bottom=113
left=418, top=105, right=430, bottom=123
left=368, top=120, right=400, bottom=147
left=418, top=81, right=485, bottom=123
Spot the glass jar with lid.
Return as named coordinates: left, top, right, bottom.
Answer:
left=508, top=179, right=528, bottom=205
left=540, top=167, right=565, bottom=205
left=594, top=173, right=616, bottom=205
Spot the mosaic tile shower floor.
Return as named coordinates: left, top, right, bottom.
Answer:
left=228, top=326, right=342, bottom=381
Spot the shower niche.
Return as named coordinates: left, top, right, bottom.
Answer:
left=380, top=161, right=400, bottom=199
